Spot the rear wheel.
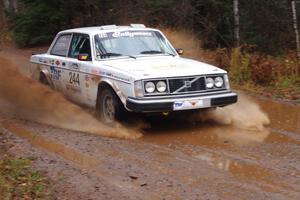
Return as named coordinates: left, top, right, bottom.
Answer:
left=39, top=72, right=50, bottom=86
left=97, top=87, right=124, bottom=124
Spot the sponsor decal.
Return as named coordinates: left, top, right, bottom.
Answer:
left=50, top=66, right=61, bottom=80
left=38, top=58, right=48, bottom=64
left=85, top=75, right=90, bottom=88
left=91, top=68, right=99, bottom=75
left=85, top=75, right=90, bottom=81
left=90, top=69, right=130, bottom=82
left=99, top=71, right=130, bottom=82
left=91, top=76, right=101, bottom=82
left=66, top=84, right=81, bottom=93
left=112, top=31, right=152, bottom=38
left=98, top=32, right=108, bottom=38
left=55, top=60, right=60, bottom=66
left=173, top=100, right=204, bottom=110
left=174, top=102, right=184, bottom=109
left=70, top=63, right=80, bottom=71
left=98, top=31, right=153, bottom=39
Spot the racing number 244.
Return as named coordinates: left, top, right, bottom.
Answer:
left=69, top=72, right=80, bottom=86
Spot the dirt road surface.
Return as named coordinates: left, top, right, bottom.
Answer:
left=0, top=47, right=300, bottom=199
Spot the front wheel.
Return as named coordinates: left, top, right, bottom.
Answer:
left=97, top=87, right=124, bottom=124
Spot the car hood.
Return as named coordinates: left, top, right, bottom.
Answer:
left=101, top=56, right=226, bottom=79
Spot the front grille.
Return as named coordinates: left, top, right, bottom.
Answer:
left=168, top=76, right=206, bottom=94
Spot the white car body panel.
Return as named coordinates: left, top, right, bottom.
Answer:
left=29, top=25, right=237, bottom=113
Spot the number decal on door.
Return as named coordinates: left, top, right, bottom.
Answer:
left=69, top=72, right=80, bottom=85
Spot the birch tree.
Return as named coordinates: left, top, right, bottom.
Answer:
left=233, top=0, right=240, bottom=46
left=291, top=0, right=300, bottom=62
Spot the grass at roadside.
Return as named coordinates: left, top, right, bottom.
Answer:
left=232, top=82, right=300, bottom=104
left=0, top=155, right=53, bottom=200
left=228, top=47, right=300, bottom=104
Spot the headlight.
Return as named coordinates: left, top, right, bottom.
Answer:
left=145, top=82, right=155, bottom=93
left=206, top=77, right=214, bottom=89
left=156, top=81, right=167, bottom=92
left=214, top=77, right=224, bottom=88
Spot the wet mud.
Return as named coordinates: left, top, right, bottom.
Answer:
left=1, top=95, right=299, bottom=199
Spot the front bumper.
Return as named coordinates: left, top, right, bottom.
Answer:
left=126, top=91, right=238, bottom=113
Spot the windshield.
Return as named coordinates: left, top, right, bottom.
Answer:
left=94, top=30, right=177, bottom=59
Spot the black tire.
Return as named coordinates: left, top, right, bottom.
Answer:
left=97, top=87, right=125, bottom=124
left=39, top=73, right=50, bottom=86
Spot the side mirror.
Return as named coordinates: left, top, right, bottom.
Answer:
left=78, top=53, right=90, bottom=61
left=176, top=48, right=184, bottom=55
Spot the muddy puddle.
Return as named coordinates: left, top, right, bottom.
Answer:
left=1, top=96, right=300, bottom=199
left=142, top=97, right=300, bottom=147
left=140, top=97, right=300, bottom=194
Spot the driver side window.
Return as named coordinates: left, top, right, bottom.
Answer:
left=68, top=34, right=92, bottom=61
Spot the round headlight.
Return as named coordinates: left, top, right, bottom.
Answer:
left=156, top=81, right=167, bottom=93
left=145, top=82, right=155, bottom=93
left=206, top=78, right=214, bottom=89
left=214, top=77, right=224, bottom=88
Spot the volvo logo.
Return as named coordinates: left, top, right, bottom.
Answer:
left=184, top=81, right=192, bottom=88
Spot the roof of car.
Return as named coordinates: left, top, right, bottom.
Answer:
left=59, top=24, right=157, bottom=35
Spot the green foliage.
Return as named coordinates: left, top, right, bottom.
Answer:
left=0, top=155, right=52, bottom=199
left=3, top=0, right=300, bottom=54
left=7, top=0, right=66, bottom=47
left=229, top=48, right=251, bottom=83
left=192, top=0, right=234, bottom=48
left=239, top=0, right=294, bottom=54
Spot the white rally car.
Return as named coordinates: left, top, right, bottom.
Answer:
left=30, top=24, right=237, bottom=123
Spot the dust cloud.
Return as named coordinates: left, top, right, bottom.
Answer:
left=199, top=94, right=270, bottom=131
left=0, top=56, right=141, bottom=139
left=163, top=29, right=270, bottom=131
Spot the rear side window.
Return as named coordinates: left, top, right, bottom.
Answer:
left=68, top=34, right=92, bottom=60
left=50, top=34, right=72, bottom=56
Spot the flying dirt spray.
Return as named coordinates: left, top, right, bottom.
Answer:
left=163, top=28, right=270, bottom=131
left=0, top=56, right=141, bottom=139
left=197, top=94, right=270, bottom=131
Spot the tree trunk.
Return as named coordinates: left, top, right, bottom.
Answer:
left=233, top=0, right=240, bottom=47
left=291, top=0, right=300, bottom=62
left=291, top=0, right=300, bottom=76
left=0, top=0, right=6, bottom=31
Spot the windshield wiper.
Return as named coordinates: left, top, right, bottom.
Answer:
left=140, top=50, right=175, bottom=57
left=100, top=53, right=122, bottom=58
left=99, top=53, right=136, bottom=59
left=140, top=50, right=163, bottom=54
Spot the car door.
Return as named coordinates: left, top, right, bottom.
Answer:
left=48, top=33, right=72, bottom=92
left=63, top=33, right=93, bottom=105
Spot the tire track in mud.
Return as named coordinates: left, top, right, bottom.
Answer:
left=4, top=119, right=300, bottom=199
left=0, top=120, right=161, bottom=200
